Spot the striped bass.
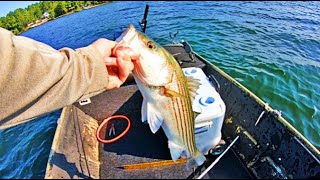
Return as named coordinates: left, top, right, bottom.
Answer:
left=113, top=25, right=206, bottom=169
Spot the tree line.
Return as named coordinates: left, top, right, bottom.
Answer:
left=0, top=1, right=110, bottom=35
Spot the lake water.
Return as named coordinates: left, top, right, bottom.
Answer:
left=1, top=1, right=319, bottom=178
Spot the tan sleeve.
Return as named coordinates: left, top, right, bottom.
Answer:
left=0, top=27, right=109, bottom=129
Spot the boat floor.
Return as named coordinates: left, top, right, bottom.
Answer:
left=75, top=84, right=252, bottom=179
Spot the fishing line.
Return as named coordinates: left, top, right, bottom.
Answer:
left=197, top=135, right=240, bottom=179
left=96, top=115, right=131, bottom=143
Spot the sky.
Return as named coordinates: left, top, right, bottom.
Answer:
left=0, top=1, right=40, bottom=17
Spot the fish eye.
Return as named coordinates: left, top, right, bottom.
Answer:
left=146, top=41, right=156, bottom=49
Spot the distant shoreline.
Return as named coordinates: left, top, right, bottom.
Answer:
left=19, top=1, right=110, bottom=35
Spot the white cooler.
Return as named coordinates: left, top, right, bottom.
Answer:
left=183, top=67, right=226, bottom=155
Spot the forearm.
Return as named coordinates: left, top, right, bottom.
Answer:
left=0, top=28, right=109, bottom=129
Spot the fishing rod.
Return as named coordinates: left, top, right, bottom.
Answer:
left=139, top=4, right=149, bottom=33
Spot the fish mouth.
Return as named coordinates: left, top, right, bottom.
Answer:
left=112, top=37, right=137, bottom=57
left=112, top=25, right=148, bottom=81
left=114, top=24, right=135, bottom=42
left=113, top=25, right=137, bottom=55
left=112, top=24, right=149, bottom=85
left=132, top=59, right=148, bottom=84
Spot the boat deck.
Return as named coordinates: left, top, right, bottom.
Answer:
left=73, top=44, right=253, bottom=179
left=74, top=84, right=252, bottom=179
left=45, top=43, right=320, bottom=179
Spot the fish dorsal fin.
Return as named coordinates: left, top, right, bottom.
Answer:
left=186, top=76, right=201, bottom=102
left=193, top=111, right=200, bottom=119
left=168, top=141, right=185, bottom=161
left=147, top=103, right=163, bottom=134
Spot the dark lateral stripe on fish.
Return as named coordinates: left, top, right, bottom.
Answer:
left=188, top=95, right=196, bottom=153
left=181, top=95, right=192, bottom=154
left=185, top=92, right=195, bottom=154
left=176, top=97, right=185, bottom=144
left=182, top=76, right=196, bottom=154
left=180, top=77, right=195, bottom=154
left=180, top=97, right=191, bottom=154
left=176, top=82, right=187, bottom=146
left=173, top=95, right=183, bottom=140
left=172, top=92, right=184, bottom=149
left=178, top=98, right=190, bottom=153
left=177, top=80, right=194, bottom=155
left=171, top=97, right=181, bottom=136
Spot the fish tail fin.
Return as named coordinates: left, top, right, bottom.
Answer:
left=186, top=151, right=206, bottom=170
left=168, top=141, right=184, bottom=161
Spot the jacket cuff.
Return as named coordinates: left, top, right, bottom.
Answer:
left=75, top=44, right=109, bottom=100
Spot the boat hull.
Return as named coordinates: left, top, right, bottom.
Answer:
left=45, top=42, right=320, bottom=179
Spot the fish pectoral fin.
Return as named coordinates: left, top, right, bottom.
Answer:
left=187, top=76, right=201, bottom=101
left=168, top=141, right=185, bottom=161
left=147, top=103, right=163, bottom=133
left=141, top=98, right=148, bottom=123
left=160, top=86, right=185, bottom=98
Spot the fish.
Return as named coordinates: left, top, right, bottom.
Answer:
left=113, top=24, right=206, bottom=169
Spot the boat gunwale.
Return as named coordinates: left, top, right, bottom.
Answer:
left=44, top=106, right=70, bottom=178
left=186, top=48, right=320, bottom=158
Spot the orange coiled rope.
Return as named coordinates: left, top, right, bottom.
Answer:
left=96, top=115, right=131, bottom=143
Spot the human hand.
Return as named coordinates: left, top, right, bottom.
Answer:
left=92, top=38, right=138, bottom=90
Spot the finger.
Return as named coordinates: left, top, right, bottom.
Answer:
left=126, top=60, right=134, bottom=71
left=93, top=38, right=118, bottom=57
left=117, top=56, right=131, bottom=83
left=104, top=57, right=117, bottom=66
left=106, top=67, right=122, bottom=90
left=106, top=40, right=117, bottom=57
left=108, top=39, right=117, bottom=48
left=106, top=76, right=122, bottom=90
left=114, top=46, right=140, bottom=61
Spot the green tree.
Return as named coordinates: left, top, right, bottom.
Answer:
left=14, top=8, right=28, bottom=29
left=54, top=3, right=67, bottom=17
left=40, top=1, right=51, bottom=13
left=91, top=1, right=100, bottom=5
left=27, top=3, right=42, bottom=20
left=0, top=17, right=4, bottom=28
left=73, top=1, right=83, bottom=12
left=4, top=12, right=21, bottom=33
left=65, top=1, right=75, bottom=12
left=84, top=1, right=92, bottom=6
left=0, top=1, right=111, bottom=34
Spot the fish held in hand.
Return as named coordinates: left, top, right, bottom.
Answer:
left=113, top=24, right=206, bottom=169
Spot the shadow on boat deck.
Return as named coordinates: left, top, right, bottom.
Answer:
left=49, top=152, right=92, bottom=179
left=101, top=90, right=171, bottom=160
